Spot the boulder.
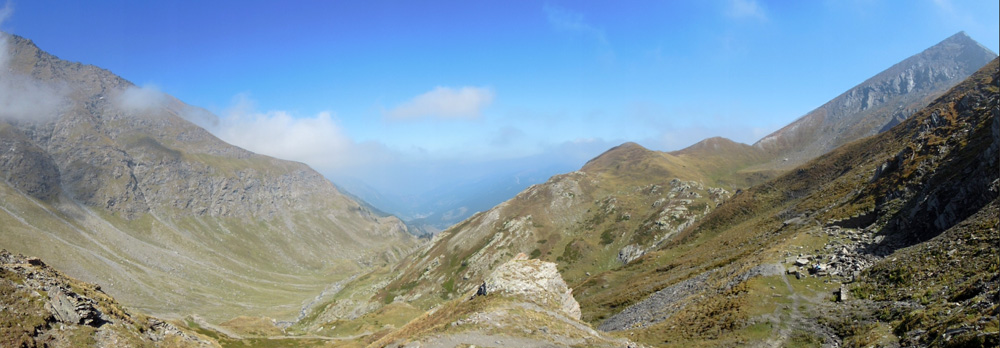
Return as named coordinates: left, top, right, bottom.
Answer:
left=617, top=244, right=645, bottom=265
left=482, top=253, right=582, bottom=320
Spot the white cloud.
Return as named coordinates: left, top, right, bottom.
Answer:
left=212, top=95, right=394, bottom=174
left=0, top=66, right=66, bottom=121
left=726, top=0, right=768, bottom=21
left=0, top=2, right=11, bottom=31
left=116, top=84, right=169, bottom=111
left=0, top=3, right=67, bottom=123
left=386, top=86, right=494, bottom=120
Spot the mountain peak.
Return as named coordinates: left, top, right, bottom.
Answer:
left=581, top=142, right=652, bottom=173
left=751, top=32, right=996, bottom=164
left=674, top=136, right=747, bottom=155
left=941, top=30, right=997, bottom=55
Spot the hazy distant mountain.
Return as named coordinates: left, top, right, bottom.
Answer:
left=336, top=160, right=579, bottom=236
left=0, top=32, right=416, bottom=322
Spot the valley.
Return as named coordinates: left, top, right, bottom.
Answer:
left=1, top=4, right=998, bottom=348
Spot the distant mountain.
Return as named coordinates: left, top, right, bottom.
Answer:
left=0, top=32, right=416, bottom=323
left=336, top=160, right=579, bottom=236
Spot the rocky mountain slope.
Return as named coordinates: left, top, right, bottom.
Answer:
left=1, top=249, right=218, bottom=347
left=0, top=32, right=416, bottom=323
left=752, top=31, right=996, bottom=168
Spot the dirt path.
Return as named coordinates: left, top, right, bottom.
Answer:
left=763, top=273, right=841, bottom=348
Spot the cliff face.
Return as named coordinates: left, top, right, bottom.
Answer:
left=0, top=33, right=416, bottom=322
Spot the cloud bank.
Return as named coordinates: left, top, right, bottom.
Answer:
left=212, top=95, right=395, bottom=175
left=116, top=84, right=170, bottom=111
left=386, top=86, right=494, bottom=120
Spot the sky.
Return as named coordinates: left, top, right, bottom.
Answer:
left=2, top=0, right=998, bottom=196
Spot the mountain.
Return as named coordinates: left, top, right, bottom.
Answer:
left=370, top=31, right=995, bottom=303
left=573, top=57, right=999, bottom=346
left=289, top=33, right=997, bottom=345
left=320, top=55, right=999, bottom=348
left=0, top=33, right=416, bottom=323
left=643, top=31, right=997, bottom=189
left=752, top=31, right=997, bottom=168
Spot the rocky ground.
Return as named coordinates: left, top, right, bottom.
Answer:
left=0, top=249, right=218, bottom=347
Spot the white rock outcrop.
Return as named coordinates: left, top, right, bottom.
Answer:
left=482, top=253, right=582, bottom=320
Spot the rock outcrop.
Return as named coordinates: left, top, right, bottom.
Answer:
left=481, top=253, right=582, bottom=320
left=0, top=250, right=218, bottom=347
left=371, top=254, right=638, bottom=348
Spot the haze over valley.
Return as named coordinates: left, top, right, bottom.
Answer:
left=1, top=1, right=998, bottom=347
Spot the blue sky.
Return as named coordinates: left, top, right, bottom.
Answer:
left=3, top=0, right=998, bottom=195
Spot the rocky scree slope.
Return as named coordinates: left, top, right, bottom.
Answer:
left=0, top=32, right=416, bottom=322
left=1, top=249, right=219, bottom=347
left=571, top=58, right=999, bottom=346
